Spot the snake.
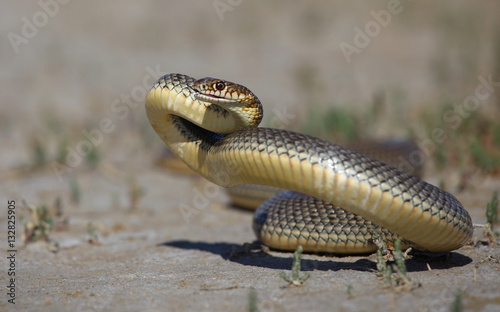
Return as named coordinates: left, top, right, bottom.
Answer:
left=225, top=139, right=424, bottom=210
left=145, top=73, right=473, bottom=254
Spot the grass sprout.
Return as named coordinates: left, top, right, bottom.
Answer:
left=450, top=290, right=463, bottom=312
left=247, top=287, right=258, bottom=312
left=486, top=190, right=499, bottom=230
left=280, top=246, right=310, bottom=286
left=375, top=238, right=417, bottom=291
left=31, top=136, right=48, bottom=168
left=70, top=177, right=81, bottom=204
left=22, top=203, right=54, bottom=243
left=127, top=176, right=145, bottom=211
left=87, top=222, right=101, bottom=245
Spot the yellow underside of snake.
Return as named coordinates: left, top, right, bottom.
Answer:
left=145, top=73, right=473, bottom=254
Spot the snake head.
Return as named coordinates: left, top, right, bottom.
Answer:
left=192, top=77, right=254, bottom=103
left=191, top=77, right=263, bottom=127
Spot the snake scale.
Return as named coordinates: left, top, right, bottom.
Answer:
left=145, top=73, right=473, bottom=254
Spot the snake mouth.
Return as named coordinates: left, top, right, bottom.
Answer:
left=193, top=92, right=240, bottom=106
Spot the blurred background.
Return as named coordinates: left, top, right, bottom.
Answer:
left=1, top=0, right=499, bottom=210
left=1, top=2, right=500, bottom=310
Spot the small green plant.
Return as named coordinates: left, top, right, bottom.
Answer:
left=375, top=238, right=416, bottom=291
left=417, top=101, right=500, bottom=174
left=486, top=190, right=499, bottom=231
left=392, top=239, right=411, bottom=286
left=376, top=247, right=388, bottom=276
left=346, top=284, right=354, bottom=298
left=247, top=287, right=258, bottom=312
left=70, top=177, right=81, bottom=204
left=31, top=137, right=47, bottom=168
left=42, top=107, right=62, bottom=134
left=434, top=141, right=448, bottom=170
left=56, top=137, right=70, bottom=164
left=280, top=246, right=310, bottom=286
left=469, top=140, right=500, bottom=172
left=301, top=106, right=360, bottom=143
left=87, top=222, right=100, bottom=245
left=494, top=123, right=500, bottom=146
left=450, top=290, right=463, bottom=312
left=127, top=176, right=145, bottom=211
left=85, top=143, right=101, bottom=169
left=376, top=247, right=394, bottom=284
left=23, top=203, right=54, bottom=243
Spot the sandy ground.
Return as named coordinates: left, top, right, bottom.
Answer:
left=1, top=1, right=500, bottom=311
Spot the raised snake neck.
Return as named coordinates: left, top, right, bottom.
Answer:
left=145, top=73, right=473, bottom=254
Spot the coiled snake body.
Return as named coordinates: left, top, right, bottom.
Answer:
left=145, top=73, right=473, bottom=254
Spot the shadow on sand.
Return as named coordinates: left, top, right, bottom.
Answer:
left=160, top=240, right=473, bottom=273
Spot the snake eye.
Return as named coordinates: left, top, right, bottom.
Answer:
left=215, top=82, right=225, bottom=91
